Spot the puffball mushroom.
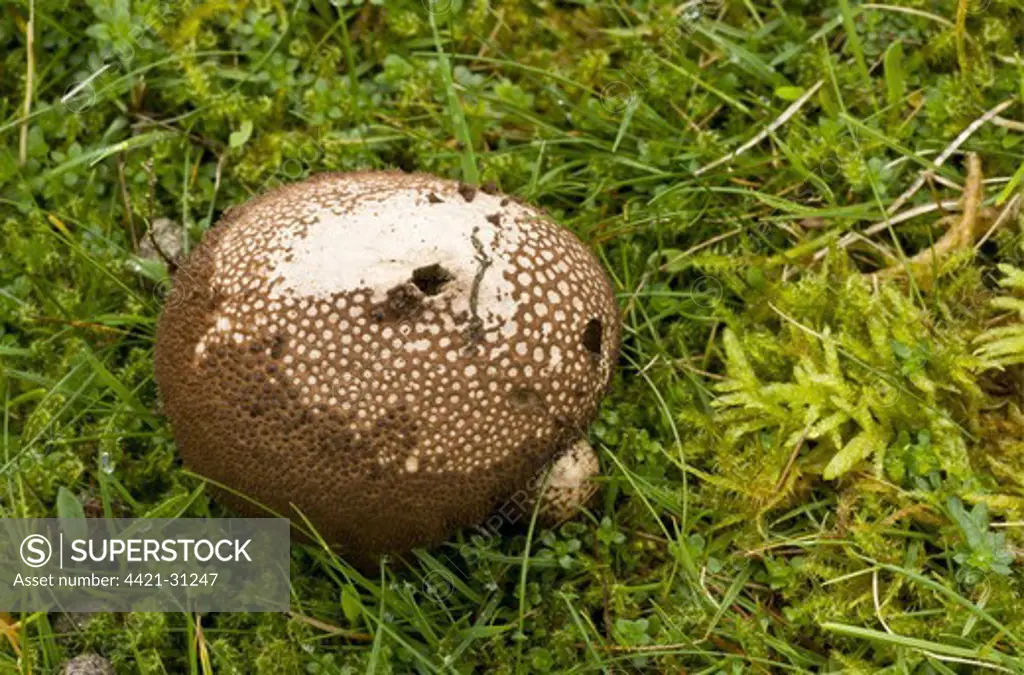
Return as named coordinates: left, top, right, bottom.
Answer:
left=154, top=171, right=619, bottom=563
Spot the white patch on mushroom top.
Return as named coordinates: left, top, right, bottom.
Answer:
left=262, top=187, right=523, bottom=325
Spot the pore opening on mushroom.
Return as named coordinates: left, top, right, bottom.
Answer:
left=581, top=318, right=603, bottom=356
left=410, top=263, right=453, bottom=296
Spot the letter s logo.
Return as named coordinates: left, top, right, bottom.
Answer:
left=20, top=535, right=52, bottom=568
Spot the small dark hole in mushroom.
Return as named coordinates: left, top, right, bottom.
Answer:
left=510, top=387, right=543, bottom=408
left=411, top=264, right=452, bottom=296
left=270, top=335, right=286, bottom=359
left=581, top=318, right=602, bottom=356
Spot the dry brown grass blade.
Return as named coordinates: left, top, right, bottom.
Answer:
left=18, top=0, right=34, bottom=166
left=286, top=611, right=374, bottom=642
left=0, top=612, right=21, bottom=657
left=872, top=153, right=984, bottom=289
left=195, top=613, right=212, bottom=675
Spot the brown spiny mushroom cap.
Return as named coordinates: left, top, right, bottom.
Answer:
left=154, top=171, right=620, bottom=562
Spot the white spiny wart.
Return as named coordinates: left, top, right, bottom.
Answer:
left=155, top=171, right=620, bottom=565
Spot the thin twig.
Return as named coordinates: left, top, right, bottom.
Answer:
left=659, top=227, right=742, bottom=271
left=873, top=569, right=892, bottom=634
left=887, top=99, right=1013, bottom=214
left=286, top=611, right=374, bottom=642
left=695, top=80, right=824, bottom=176
left=928, top=173, right=963, bottom=192
left=992, top=116, right=1024, bottom=133
left=802, top=199, right=961, bottom=272
left=861, top=3, right=953, bottom=26
left=773, top=423, right=812, bottom=494
left=146, top=222, right=178, bottom=270
left=974, top=193, right=1022, bottom=251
